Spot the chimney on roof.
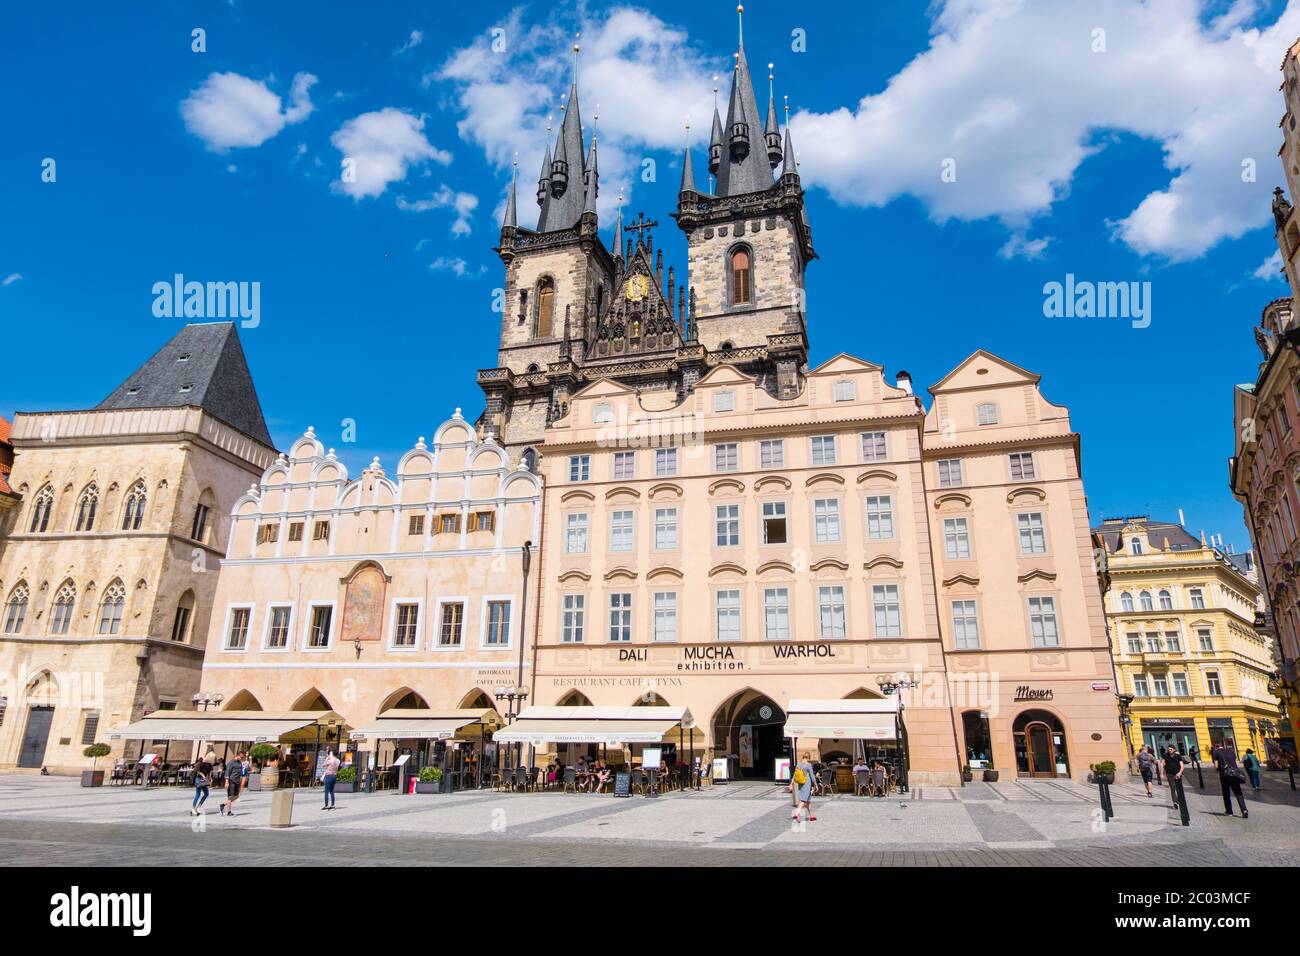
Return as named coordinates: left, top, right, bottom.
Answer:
left=1178, top=508, right=1185, bottom=528
left=895, top=370, right=913, bottom=396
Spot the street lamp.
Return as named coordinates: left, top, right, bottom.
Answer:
left=494, top=685, right=529, bottom=772
left=191, top=692, right=223, bottom=711
left=876, top=674, right=917, bottom=793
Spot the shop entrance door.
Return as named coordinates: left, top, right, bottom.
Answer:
left=18, top=706, right=54, bottom=768
left=1026, top=722, right=1055, bottom=777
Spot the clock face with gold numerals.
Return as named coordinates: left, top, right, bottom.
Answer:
left=624, top=274, right=649, bottom=302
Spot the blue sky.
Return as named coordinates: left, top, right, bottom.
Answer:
left=2, top=0, right=1297, bottom=550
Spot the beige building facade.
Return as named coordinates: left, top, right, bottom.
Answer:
left=0, top=323, right=276, bottom=773
left=196, top=413, right=541, bottom=745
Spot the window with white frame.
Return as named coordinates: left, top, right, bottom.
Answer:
left=1152, top=673, right=1168, bottom=697
left=872, top=584, right=902, bottom=637
left=1119, top=591, right=1134, bottom=612
left=1126, top=634, right=1142, bottom=655
left=763, top=587, right=791, bottom=640
left=1205, top=670, right=1223, bottom=695
left=613, top=451, right=636, bottom=480
left=308, top=605, right=333, bottom=648
left=1139, top=591, right=1154, bottom=611
left=1164, top=631, right=1181, bottom=653
left=266, top=606, right=291, bottom=649
left=1197, top=628, right=1213, bottom=652
left=813, top=498, right=842, bottom=543
left=439, top=602, right=464, bottom=646
left=1130, top=538, right=1144, bottom=555
left=610, top=510, right=634, bottom=552
left=833, top=380, right=856, bottom=402
left=569, top=455, right=590, bottom=482
left=760, top=439, right=785, bottom=468
left=1189, top=587, right=1205, bottom=609
left=608, top=593, right=632, bottom=642
left=1158, top=589, right=1173, bottom=610
left=1145, top=632, right=1161, bottom=653
left=393, top=603, right=419, bottom=648
left=1172, top=673, right=1190, bottom=696
left=484, top=600, right=511, bottom=646
left=654, top=507, right=679, bottom=550
left=715, top=589, right=741, bottom=641
left=1017, top=512, right=1047, bottom=555
left=655, top=447, right=678, bottom=477
left=976, top=402, right=999, bottom=425
left=226, top=607, right=251, bottom=650
left=565, top=513, right=589, bottom=554
left=561, top=594, right=585, bottom=643
left=713, top=390, right=735, bottom=412
left=715, top=504, right=740, bottom=547
left=865, top=495, right=894, bottom=540
left=951, top=599, right=980, bottom=649
left=818, top=585, right=846, bottom=638
left=943, top=517, right=971, bottom=559
left=593, top=403, right=613, bottom=425
left=860, top=431, right=887, bottom=463
left=810, top=435, right=837, bottom=466
left=762, top=501, right=788, bottom=544
left=1133, top=674, right=1149, bottom=697
left=653, top=592, right=678, bottom=642
left=1008, top=452, right=1036, bottom=480
left=1027, top=596, right=1059, bottom=647
left=714, top=443, right=739, bottom=472
left=938, top=459, right=963, bottom=487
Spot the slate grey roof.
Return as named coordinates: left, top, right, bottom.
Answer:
left=1092, top=517, right=1201, bottom=553
left=537, top=81, right=590, bottom=232
left=97, top=322, right=274, bottom=448
left=715, top=46, right=776, bottom=197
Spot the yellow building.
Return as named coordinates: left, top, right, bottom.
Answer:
left=1094, top=517, right=1282, bottom=764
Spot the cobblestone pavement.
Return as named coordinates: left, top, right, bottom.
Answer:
left=1, top=772, right=1297, bottom=866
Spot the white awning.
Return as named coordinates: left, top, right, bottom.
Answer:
left=109, top=715, right=322, bottom=742
left=492, top=718, right=682, bottom=746
left=783, top=698, right=899, bottom=740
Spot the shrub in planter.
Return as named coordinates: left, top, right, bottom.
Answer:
left=250, top=744, right=281, bottom=790
left=336, top=765, right=357, bottom=793
left=961, top=765, right=973, bottom=783
left=982, top=768, right=999, bottom=782
left=81, top=743, right=111, bottom=787
left=1089, top=761, right=1117, bottom=784
left=415, top=766, right=444, bottom=794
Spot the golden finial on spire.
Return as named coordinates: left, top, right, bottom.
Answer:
left=572, top=32, right=581, bottom=86
left=784, top=94, right=789, bottom=125
left=737, top=4, right=745, bottom=47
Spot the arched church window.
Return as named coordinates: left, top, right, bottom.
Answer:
left=50, top=581, right=77, bottom=635
left=3, top=582, right=29, bottom=635
left=730, top=248, right=751, bottom=306
left=75, top=483, right=99, bottom=532
left=537, top=278, right=555, bottom=338
left=121, top=481, right=147, bottom=531
left=98, top=580, right=126, bottom=635
left=29, top=485, right=54, bottom=533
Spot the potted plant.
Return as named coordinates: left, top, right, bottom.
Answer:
left=81, top=743, right=111, bottom=787
left=961, top=765, right=973, bottom=783
left=335, top=766, right=358, bottom=793
left=982, top=766, right=999, bottom=782
left=415, top=766, right=444, bottom=794
left=1089, top=760, right=1117, bottom=785
left=250, top=744, right=280, bottom=791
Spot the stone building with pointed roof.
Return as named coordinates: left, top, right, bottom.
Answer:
left=0, top=322, right=276, bottom=773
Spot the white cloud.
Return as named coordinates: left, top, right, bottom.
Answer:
left=433, top=7, right=718, bottom=224
left=1, top=273, right=21, bottom=287
left=437, top=1, right=1300, bottom=262
left=429, top=256, right=486, bottom=278
left=181, top=71, right=316, bottom=151
left=1253, top=249, right=1284, bottom=280
left=330, top=109, right=451, bottom=199
left=793, top=0, right=1300, bottom=262
left=998, top=232, right=1052, bottom=260
left=394, top=30, right=424, bottom=56
left=397, top=185, right=480, bottom=235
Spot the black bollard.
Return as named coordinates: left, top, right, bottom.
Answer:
left=1194, top=759, right=1204, bottom=789
left=1289, top=766, right=1296, bottom=791
left=1097, top=775, right=1113, bottom=821
left=1171, top=775, right=1190, bottom=826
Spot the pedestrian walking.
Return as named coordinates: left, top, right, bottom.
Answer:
left=190, top=758, right=212, bottom=815
left=1242, top=748, right=1262, bottom=792
left=1162, top=745, right=1185, bottom=808
left=1212, top=738, right=1249, bottom=818
left=219, top=750, right=247, bottom=816
left=1137, top=745, right=1156, bottom=798
left=789, top=751, right=817, bottom=824
left=321, top=749, right=341, bottom=810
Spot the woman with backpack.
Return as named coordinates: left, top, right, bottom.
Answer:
left=1242, top=748, right=1262, bottom=792
left=1136, top=745, right=1156, bottom=797
left=789, top=752, right=817, bottom=823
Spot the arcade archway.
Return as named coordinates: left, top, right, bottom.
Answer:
left=711, top=688, right=787, bottom=780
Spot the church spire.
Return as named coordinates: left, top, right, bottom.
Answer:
left=503, top=159, right=518, bottom=229
left=537, top=36, right=590, bottom=232
left=708, top=75, right=724, bottom=177
left=680, top=121, right=697, bottom=193
left=782, top=97, right=798, bottom=180
left=764, top=63, right=782, bottom=169
left=583, top=126, right=599, bottom=218
left=612, top=198, right=624, bottom=264
left=715, top=7, right=774, bottom=197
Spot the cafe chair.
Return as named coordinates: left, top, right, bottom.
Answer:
left=819, top=768, right=836, bottom=795
left=513, top=766, right=530, bottom=793
left=854, top=770, right=871, bottom=796
left=562, top=767, right=578, bottom=794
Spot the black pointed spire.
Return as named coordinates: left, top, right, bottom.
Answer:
left=612, top=202, right=624, bottom=263
left=536, top=139, right=552, bottom=208
left=583, top=135, right=599, bottom=217
left=716, top=26, right=774, bottom=196
left=503, top=163, right=518, bottom=229
left=765, top=63, right=782, bottom=169
left=538, top=38, right=590, bottom=232
left=782, top=123, right=798, bottom=179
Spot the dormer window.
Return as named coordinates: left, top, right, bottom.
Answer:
left=730, top=249, right=751, bottom=306
left=833, top=380, right=856, bottom=402
left=976, top=403, right=999, bottom=425
left=177, top=353, right=191, bottom=363
left=179, top=384, right=194, bottom=393
left=126, top=387, right=141, bottom=396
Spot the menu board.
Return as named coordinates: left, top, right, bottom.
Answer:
left=774, top=758, right=791, bottom=782
left=613, top=772, right=632, bottom=798
left=712, top=757, right=729, bottom=783
left=642, top=747, right=662, bottom=770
